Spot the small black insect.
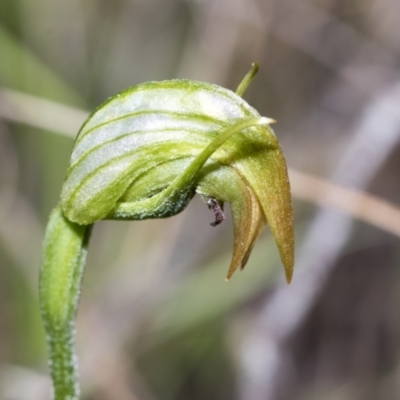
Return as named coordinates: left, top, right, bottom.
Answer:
left=206, top=197, right=225, bottom=226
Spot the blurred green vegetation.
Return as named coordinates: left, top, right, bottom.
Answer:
left=1, top=0, right=400, bottom=399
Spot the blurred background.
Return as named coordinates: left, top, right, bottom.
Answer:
left=1, top=0, right=400, bottom=399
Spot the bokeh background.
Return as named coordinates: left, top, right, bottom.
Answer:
left=1, top=0, right=400, bottom=399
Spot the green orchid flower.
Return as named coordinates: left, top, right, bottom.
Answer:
left=40, top=63, right=294, bottom=399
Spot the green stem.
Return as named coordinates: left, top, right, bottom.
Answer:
left=235, top=62, right=259, bottom=97
left=40, top=205, right=91, bottom=400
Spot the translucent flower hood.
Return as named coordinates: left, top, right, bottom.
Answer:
left=60, top=79, right=294, bottom=281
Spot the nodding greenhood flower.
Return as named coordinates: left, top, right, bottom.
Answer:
left=60, top=65, right=294, bottom=281
left=40, top=63, right=294, bottom=400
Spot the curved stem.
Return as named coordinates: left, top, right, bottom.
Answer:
left=235, top=62, right=259, bottom=97
left=40, top=205, right=91, bottom=399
